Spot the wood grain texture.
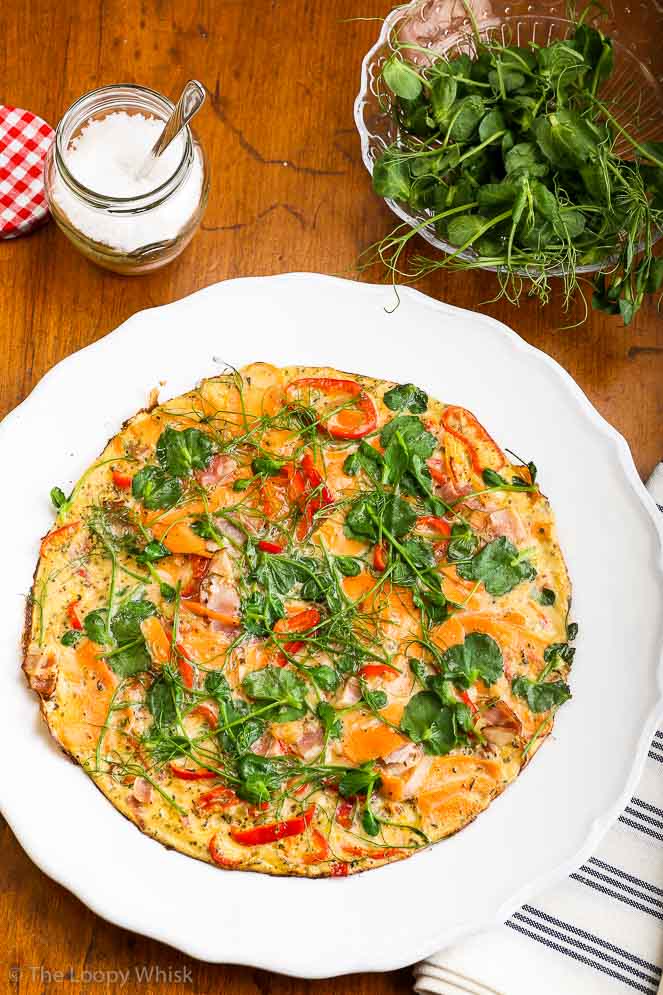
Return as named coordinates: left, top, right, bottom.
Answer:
left=0, top=0, right=661, bottom=991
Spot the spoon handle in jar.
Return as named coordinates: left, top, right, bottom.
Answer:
left=136, top=80, right=206, bottom=179
left=151, top=80, right=206, bottom=158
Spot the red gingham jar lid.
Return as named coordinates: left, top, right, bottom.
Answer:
left=0, top=105, right=54, bottom=239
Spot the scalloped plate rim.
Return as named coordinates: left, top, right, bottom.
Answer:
left=0, top=272, right=661, bottom=977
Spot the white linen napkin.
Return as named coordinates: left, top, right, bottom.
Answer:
left=414, top=466, right=663, bottom=995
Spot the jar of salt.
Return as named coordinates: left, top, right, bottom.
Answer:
left=44, top=84, right=209, bottom=274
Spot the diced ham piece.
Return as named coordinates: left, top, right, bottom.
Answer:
left=480, top=700, right=522, bottom=746
left=219, top=519, right=245, bottom=545
left=293, top=722, right=324, bottom=761
left=380, top=746, right=431, bottom=800
left=207, top=549, right=235, bottom=579
left=202, top=575, right=240, bottom=632
left=205, top=578, right=240, bottom=615
left=488, top=509, right=527, bottom=544
left=335, top=676, right=361, bottom=707
left=23, top=650, right=57, bottom=699
left=132, top=776, right=154, bottom=805
left=404, top=755, right=434, bottom=798
left=386, top=755, right=434, bottom=800
left=435, top=478, right=457, bottom=503
left=120, top=682, right=153, bottom=738
left=464, top=495, right=502, bottom=512
left=435, top=473, right=472, bottom=504
left=270, top=719, right=324, bottom=761
left=484, top=727, right=517, bottom=747
left=384, top=742, right=423, bottom=768
left=252, top=732, right=276, bottom=757
left=482, top=700, right=522, bottom=730
left=197, top=454, right=236, bottom=488
left=127, top=797, right=146, bottom=828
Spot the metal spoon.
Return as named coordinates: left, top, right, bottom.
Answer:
left=136, top=80, right=206, bottom=179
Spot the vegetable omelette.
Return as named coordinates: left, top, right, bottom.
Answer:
left=23, top=363, right=576, bottom=876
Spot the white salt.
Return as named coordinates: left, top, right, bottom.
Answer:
left=52, top=111, right=203, bottom=253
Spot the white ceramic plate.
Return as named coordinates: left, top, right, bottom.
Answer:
left=2, top=274, right=662, bottom=977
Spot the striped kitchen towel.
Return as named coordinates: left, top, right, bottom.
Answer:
left=414, top=466, right=663, bottom=995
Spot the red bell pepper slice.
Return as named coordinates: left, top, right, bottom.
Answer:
left=416, top=515, right=452, bottom=537
left=112, top=469, right=132, bottom=489
left=294, top=452, right=334, bottom=540
left=66, top=599, right=83, bottom=631
left=442, top=405, right=506, bottom=474
left=359, top=663, right=398, bottom=680
left=247, top=801, right=271, bottom=817
left=197, top=785, right=238, bottom=811
left=178, top=659, right=195, bottom=688
left=174, top=643, right=196, bottom=689
left=458, top=690, right=479, bottom=715
left=169, top=762, right=217, bottom=780
left=208, top=833, right=240, bottom=868
left=373, top=542, right=388, bottom=572
left=230, top=804, right=316, bottom=846
left=300, top=453, right=333, bottom=506
left=258, top=540, right=284, bottom=554
left=285, top=378, right=377, bottom=440
left=274, top=607, right=321, bottom=634
left=427, top=458, right=447, bottom=485
left=274, top=608, right=321, bottom=655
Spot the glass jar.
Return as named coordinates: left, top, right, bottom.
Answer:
left=44, top=84, right=209, bottom=275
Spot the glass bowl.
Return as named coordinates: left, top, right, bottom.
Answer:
left=354, top=0, right=663, bottom=276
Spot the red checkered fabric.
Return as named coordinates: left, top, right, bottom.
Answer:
left=0, top=105, right=54, bottom=239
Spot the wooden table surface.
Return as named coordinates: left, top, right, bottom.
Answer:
left=1, top=1, right=661, bottom=992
